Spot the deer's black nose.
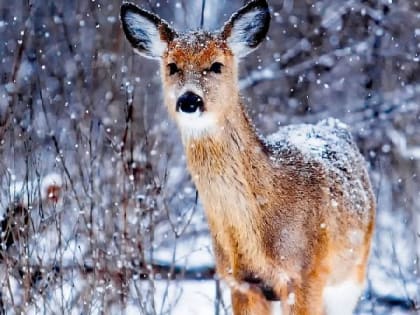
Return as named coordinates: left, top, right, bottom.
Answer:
left=176, top=92, right=204, bottom=113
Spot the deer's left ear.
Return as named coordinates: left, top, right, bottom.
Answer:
left=221, top=0, right=271, bottom=59
left=120, top=3, right=177, bottom=59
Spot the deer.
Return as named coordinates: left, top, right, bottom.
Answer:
left=120, top=0, right=376, bottom=314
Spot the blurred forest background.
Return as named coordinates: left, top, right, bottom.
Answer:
left=0, top=0, right=419, bottom=314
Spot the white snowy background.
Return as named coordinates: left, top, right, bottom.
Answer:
left=0, top=0, right=419, bottom=314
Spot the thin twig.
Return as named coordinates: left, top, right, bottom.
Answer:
left=200, top=0, right=206, bottom=28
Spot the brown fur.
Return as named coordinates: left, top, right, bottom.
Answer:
left=166, top=37, right=374, bottom=314
left=120, top=3, right=376, bottom=314
left=183, top=104, right=375, bottom=315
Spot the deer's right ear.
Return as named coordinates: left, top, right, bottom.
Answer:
left=120, top=3, right=176, bottom=59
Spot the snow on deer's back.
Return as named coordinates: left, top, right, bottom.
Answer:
left=266, top=118, right=373, bottom=224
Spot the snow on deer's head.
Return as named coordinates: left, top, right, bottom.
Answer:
left=120, top=0, right=270, bottom=139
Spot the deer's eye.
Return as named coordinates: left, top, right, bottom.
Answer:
left=209, top=62, right=223, bottom=74
left=168, top=63, right=180, bottom=76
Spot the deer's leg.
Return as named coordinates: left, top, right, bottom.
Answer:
left=210, top=234, right=230, bottom=275
left=231, top=288, right=272, bottom=315
left=285, top=272, right=326, bottom=315
left=323, top=251, right=370, bottom=315
left=324, top=225, right=372, bottom=315
left=289, top=288, right=325, bottom=315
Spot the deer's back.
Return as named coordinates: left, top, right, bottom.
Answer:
left=266, top=118, right=373, bottom=219
left=266, top=119, right=374, bottom=240
left=261, top=118, right=375, bottom=282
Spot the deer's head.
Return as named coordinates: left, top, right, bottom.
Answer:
left=121, top=0, right=270, bottom=139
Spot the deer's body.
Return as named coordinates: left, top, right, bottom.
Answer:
left=121, top=1, right=375, bottom=314
left=186, top=108, right=374, bottom=314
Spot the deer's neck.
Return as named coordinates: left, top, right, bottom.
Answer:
left=184, top=105, right=274, bottom=219
left=186, top=106, right=267, bottom=174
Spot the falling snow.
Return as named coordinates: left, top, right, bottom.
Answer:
left=0, top=0, right=419, bottom=314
